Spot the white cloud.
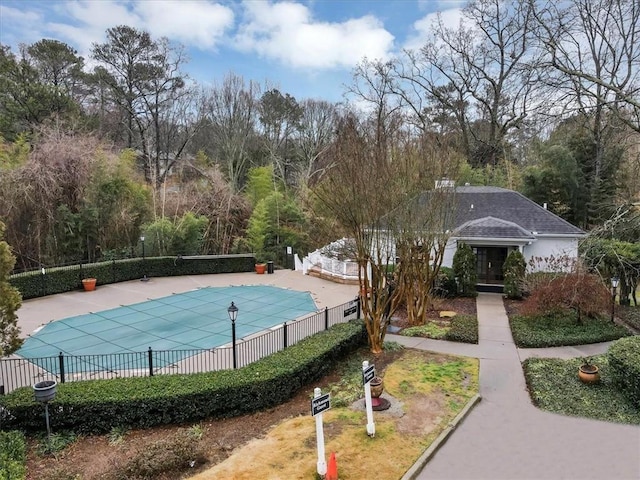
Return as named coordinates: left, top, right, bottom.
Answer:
left=42, top=1, right=233, bottom=57
left=45, top=1, right=143, bottom=58
left=403, top=7, right=463, bottom=52
left=0, top=5, right=45, bottom=45
left=234, top=1, right=395, bottom=70
left=133, top=1, right=234, bottom=49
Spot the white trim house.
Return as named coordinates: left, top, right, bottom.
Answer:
left=440, top=186, right=586, bottom=288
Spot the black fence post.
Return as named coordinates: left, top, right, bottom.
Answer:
left=58, top=352, right=66, bottom=383
left=148, top=347, right=154, bottom=376
left=283, top=322, right=288, bottom=349
left=324, top=307, right=329, bottom=330
left=356, top=296, right=361, bottom=319
left=112, top=259, right=116, bottom=283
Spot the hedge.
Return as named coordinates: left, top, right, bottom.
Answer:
left=10, top=254, right=256, bottom=299
left=0, top=320, right=367, bottom=434
left=607, top=336, right=640, bottom=408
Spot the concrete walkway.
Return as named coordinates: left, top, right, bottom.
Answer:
left=388, top=293, right=640, bottom=480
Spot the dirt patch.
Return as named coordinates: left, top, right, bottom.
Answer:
left=396, top=393, right=445, bottom=437
left=26, top=386, right=314, bottom=480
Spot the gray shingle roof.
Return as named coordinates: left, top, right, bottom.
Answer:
left=455, top=217, right=536, bottom=239
left=415, top=186, right=585, bottom=236
left=453, top=186, right=584, bottom=235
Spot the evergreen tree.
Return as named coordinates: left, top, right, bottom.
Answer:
left=503, top=250, right=526, bottom=299
left=0, top=221, right=22, bottom=355
left=452, top=243, right=477, bottom=297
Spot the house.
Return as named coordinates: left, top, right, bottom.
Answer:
left=439, top=185, right=586, bottom=290
left=302, top=185, right=586, bottom=290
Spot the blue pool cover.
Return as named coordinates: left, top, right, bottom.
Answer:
left=17, top=285, right=318, bottom=373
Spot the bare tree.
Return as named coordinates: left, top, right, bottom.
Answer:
left=92, top=26, right=193, bottom=185
left=312, top=112, right=401, bottom=353
left=372, top=0, right=543, bottom=167
left=391, top=143, right=457, bottom=326
left=294, top=99, right=338, bottom=190
left=531, top=0, right=638, bottom=225
left=203, top=73, right=260, bottom=193
left=533, top=0, right=640, bottom=133
left=0, top=125, right=102, bottom=267
left=257, top=89, right=302, bottom=186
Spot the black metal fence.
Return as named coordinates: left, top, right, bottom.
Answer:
left=0, top=298, right=361, bottom=395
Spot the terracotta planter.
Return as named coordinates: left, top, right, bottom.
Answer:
left=255, top=263, right=267, bottom=274
left=82, top=278, right=97, bottom=291
left=578, top=364, right=600, bottom=384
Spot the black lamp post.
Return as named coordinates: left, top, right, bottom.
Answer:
left=227, top=301, right=238, bottom=369
left=611, top=277, right=619, bottom=323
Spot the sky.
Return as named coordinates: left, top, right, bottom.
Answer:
left=0, top=0, right=466, bottom=103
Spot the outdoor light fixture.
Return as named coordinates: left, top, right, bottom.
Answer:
left=227, top=302, right=238, bottom=369
left=140, top=236, right=148, bottom=281
left=611, top=277, right=619, bottom=323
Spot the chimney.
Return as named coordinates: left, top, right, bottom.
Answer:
left=435, top=178, right=455, bottom=189
left=543, top=202, right=548, bottom=210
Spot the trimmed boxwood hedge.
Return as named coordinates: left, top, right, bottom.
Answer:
left=0, top=320, right=366, bottom=434
left=607, top=336, right=640, bottom=408
left=10, top=254, right=256, bottom=299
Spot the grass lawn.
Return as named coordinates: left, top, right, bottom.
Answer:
left=401, top=314, right=479, bottom=344
left=190, top=348, right=479, bottom=480
left=509, top=311, right=631, bottom=348
left=523, top=355, right=640, bottom=425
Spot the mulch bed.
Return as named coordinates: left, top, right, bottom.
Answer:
left=390, top=297, right=477, bottom=330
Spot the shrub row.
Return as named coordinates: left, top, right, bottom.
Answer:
left=509, top=312, right=630, bottom=348
left=0, top=431, right=26, bottom=480
left=10, top=254, right=256, bottom=299
left=607, top=336, right=640, bottom=408
left=0, top=320, right=366, bottom=434
left=445, top=315, right=479, bottom=344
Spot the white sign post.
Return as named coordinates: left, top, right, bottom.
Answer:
left=362, top=360, right=376, bottom=436
left=311, top=387, right=330, bottom=476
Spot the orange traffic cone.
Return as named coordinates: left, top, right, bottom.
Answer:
left=326, top=451, right=338, bottom=480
